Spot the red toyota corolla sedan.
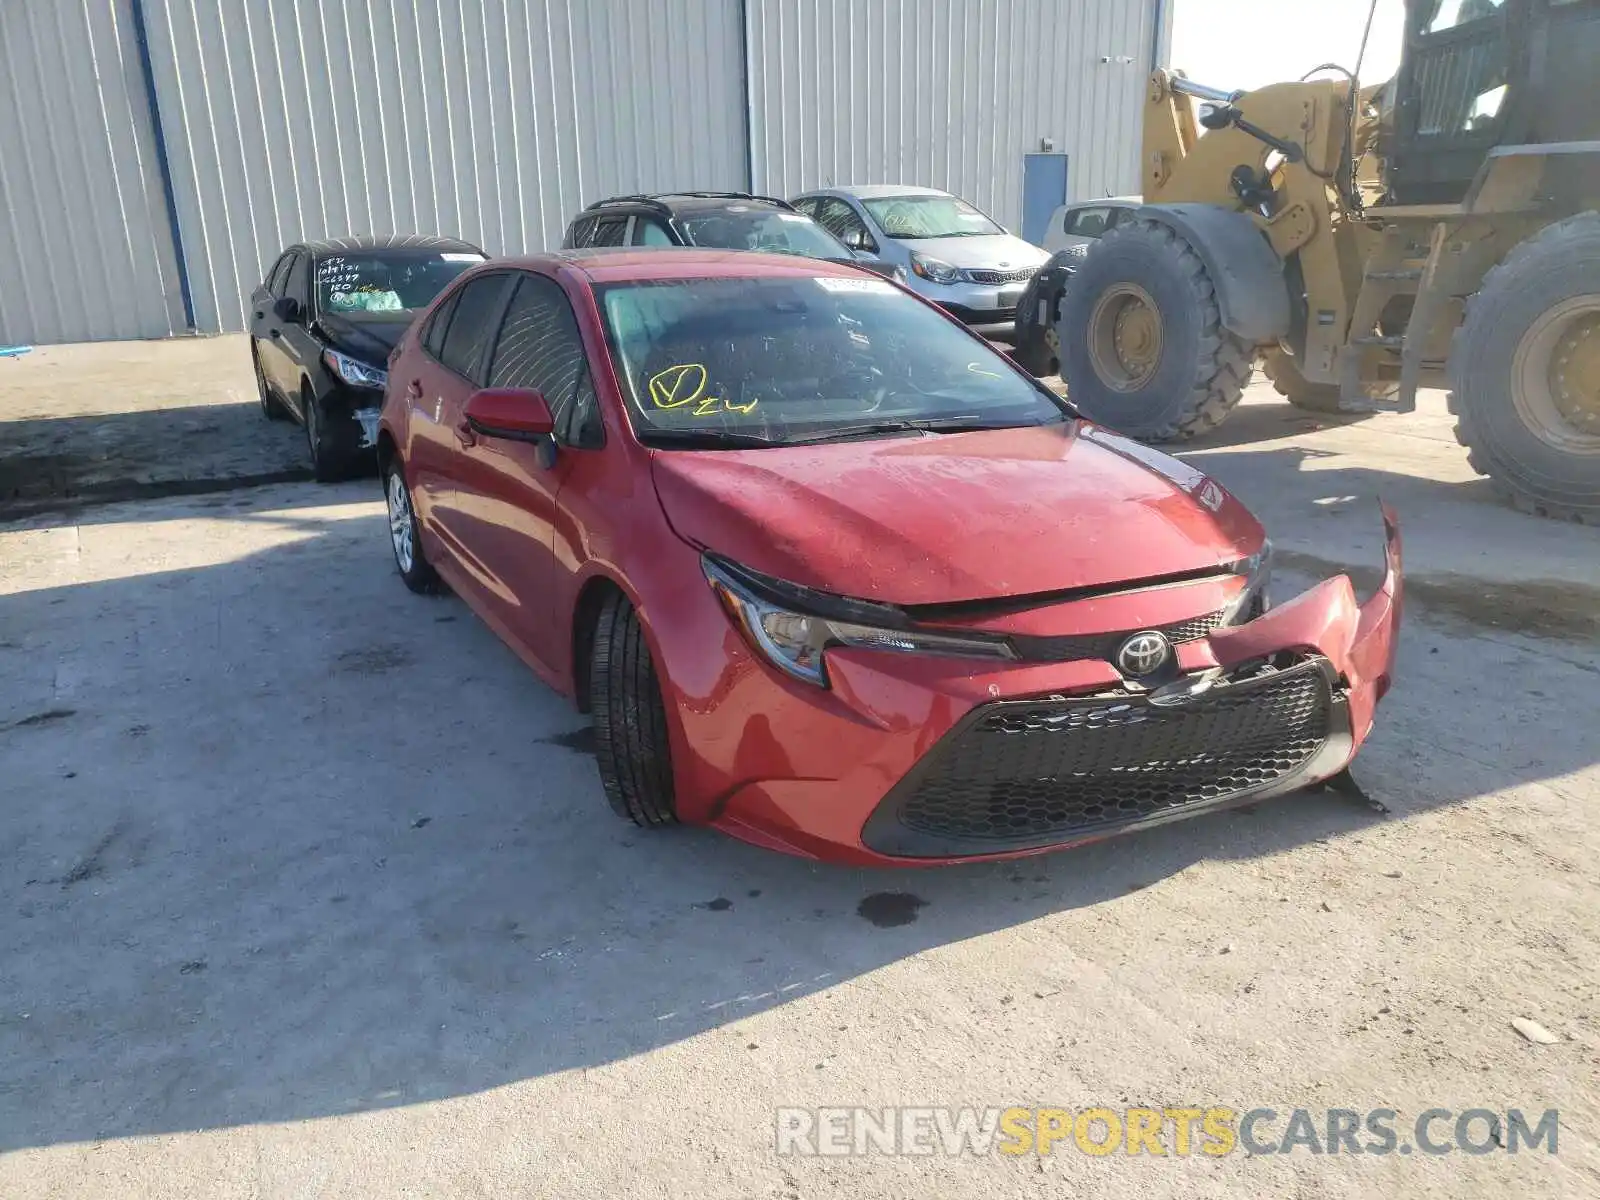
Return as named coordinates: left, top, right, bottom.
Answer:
left=377, top=249, right=1402, bottom=866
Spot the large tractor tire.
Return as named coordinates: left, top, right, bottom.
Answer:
left=1449, top=212, right=1600, bottom=523
left=1057, top=216, right=1254, bottom=441
left=1260, top=347, right=1343, bottom=413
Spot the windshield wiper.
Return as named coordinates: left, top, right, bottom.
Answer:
left=638, top=428, right=778, bottom=450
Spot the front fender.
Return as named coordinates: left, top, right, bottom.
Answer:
left=1139, top=203, right=1291, bottom=343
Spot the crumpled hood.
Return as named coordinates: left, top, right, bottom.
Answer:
left=897, top=233, right=1050, bottom=271
left=314, top=312, right=413, bottom=366
left=650, top=423, right=1265, bottom=606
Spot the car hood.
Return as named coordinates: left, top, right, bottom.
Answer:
left=649, top=423, right=1264, bottom=606
left=893, top=233, right=1051, bottom=271
left=314, top=311, right=414, bottom=365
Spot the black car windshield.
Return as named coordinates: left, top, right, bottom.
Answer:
left=596, top=275, right=1067, bottom=448
left=677, top=207, right=850, bottom=260
left=314, top=251, right=485, bottom=317
left=861, top=195, right=1003, bottom=239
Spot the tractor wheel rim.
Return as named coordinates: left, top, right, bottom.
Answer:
left=1512, top=296, right=1600, bottom=455
left=387, top=472, right=414, bottom=573
left=1087, top=283, right=1163, bottom=391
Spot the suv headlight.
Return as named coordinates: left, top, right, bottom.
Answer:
left=909, top=252, right=962, bottom=285
left=323, top=348, right=388, bottom=389
left=703, top=556, right=1014, bottom=687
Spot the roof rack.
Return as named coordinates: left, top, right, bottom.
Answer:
left=582, top=191, right=796, bottom=213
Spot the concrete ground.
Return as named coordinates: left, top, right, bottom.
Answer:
left=2, top=344, right=1598, bottom=1198
left=0, top=338, right=307, bottom=518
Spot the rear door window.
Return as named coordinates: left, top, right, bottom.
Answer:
left=423, top=289, right=461, bottom=359
left=565, top=217, right=595, bottom=249
left=436, top=274, right=512, bottom=383
left=589, top=216, right=631, bottom=247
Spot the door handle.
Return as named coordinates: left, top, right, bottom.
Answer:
left=454, top=420, right=477, bottom=448
left=406, top=380, right=423, bottom=399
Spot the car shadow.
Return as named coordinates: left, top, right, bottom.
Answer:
left=0, top=402, right=369, bottom=523
left=1, top=465, right=1596, bottom=1153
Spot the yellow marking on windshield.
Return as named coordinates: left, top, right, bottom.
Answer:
left=649, top=363, right=707, bottom=408
left=648, top=362, right=759, bottom=417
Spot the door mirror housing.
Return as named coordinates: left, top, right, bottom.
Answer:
left=844, top=228, right=877, bottom=255
left=464, top=388, right=555, bottom=442
left=272, top=295, right=302, bottom=323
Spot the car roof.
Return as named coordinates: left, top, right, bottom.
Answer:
left=804, top=184, right=952, bottom=200
left=298, top=233, right=485, bottom=257
left=1060, top=195, right=1142, bottom=208
left=493, top=248, right=876, bottom=285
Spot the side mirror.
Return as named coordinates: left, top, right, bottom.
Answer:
left=845, top=229, right=876, bottom=255
left=273, top=295, right=301, bottom=323
left=463, top=387, right=554, bottom=442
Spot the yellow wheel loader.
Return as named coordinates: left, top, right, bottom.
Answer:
left=1055, top=0, right=1600, bottom=522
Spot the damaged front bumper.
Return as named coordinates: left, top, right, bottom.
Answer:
left=698, top=510, right=1404, bottom=864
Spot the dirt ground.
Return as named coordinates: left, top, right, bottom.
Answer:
left=1, top=339, right=1597, bottom=1198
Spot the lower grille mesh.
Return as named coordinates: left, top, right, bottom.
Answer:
left=888, top=662, right=1330, bottom=846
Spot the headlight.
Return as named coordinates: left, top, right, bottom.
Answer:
left=1226, top=539, right=1273, bottom=623
left=703, top=557, right=1015, bottom=687
left=323, top=348, right=388, bottom=389
left=909, top=252, right=962, bottom=285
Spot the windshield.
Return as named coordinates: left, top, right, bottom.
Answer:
left=314, top=251, right=485, bottom=317
left=677, top=207, right=850, bottom=260
left=861, top=195, right=1003, bottom=240
left=597, top=275, right=1066, bottom=449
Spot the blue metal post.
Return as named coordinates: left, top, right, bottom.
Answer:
left=128, top=0, right=197, bottom=331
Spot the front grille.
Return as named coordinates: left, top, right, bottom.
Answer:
left=965, top=267, right=1037, bottom=285
left=1009, top=609, right=1225, bottom=663
left=868, top=660, right=1332, bottom=853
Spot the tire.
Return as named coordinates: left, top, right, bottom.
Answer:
left=1260, top=347, right=1343, bottom=413
left=1058, top=217, right=1255, bottom=441
left=1011, top=277, right=1062, bottom=377
left=253, top=344, right=287, bottom=420
left=383, top=457, right=442, bottom=594
left=590, top=592, right=678, bottom=827
left=1448, top=211, right=1600, bottom=524
left=302, top=382, right=345, bottom=483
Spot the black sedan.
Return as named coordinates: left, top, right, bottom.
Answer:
left=249, top=234, right=486, bottom=479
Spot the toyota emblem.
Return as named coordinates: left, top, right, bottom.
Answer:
left=1116, top=631, right=1172, bottom=677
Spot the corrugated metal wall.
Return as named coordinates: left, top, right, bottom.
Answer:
left=0, top=0, right=183, bottom=345
left=138, top=0, right=747, bottom=334
left=747, top=0, right=1165, bottom=227
left=1, top=0, right=1165, bottom=344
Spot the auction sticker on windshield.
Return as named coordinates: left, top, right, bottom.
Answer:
left=814, top=276, right=897, bottom=295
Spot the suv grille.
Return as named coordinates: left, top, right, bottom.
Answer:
left=1008, top=609, right=1225, bottom=663
left=965, top=267, right=1037, bottom=285
left=866, top=660, right=1332, bottom=854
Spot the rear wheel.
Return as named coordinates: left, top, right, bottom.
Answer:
left=590, top=592, right=678, bottom=827
left=253, top=344, right=287, bottom=420
left=1058, top=217, right=1254, bottom=441
left=1449, top=212, right=1600, bottom=523
left=384, top=458, right=442, bottom=594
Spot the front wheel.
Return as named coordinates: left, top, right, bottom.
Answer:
left=303, top=384, right=346, bottom=482
left=1057, top=217, right=1254, bottom=441
left=1449, top=212, right=1600, bottom=523
left=590, top=592, right=678, bottom=827
left=384, top=460, right=442, bottom=594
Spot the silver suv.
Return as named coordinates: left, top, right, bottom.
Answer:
left=792, top=186, right=1048, bottom=336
